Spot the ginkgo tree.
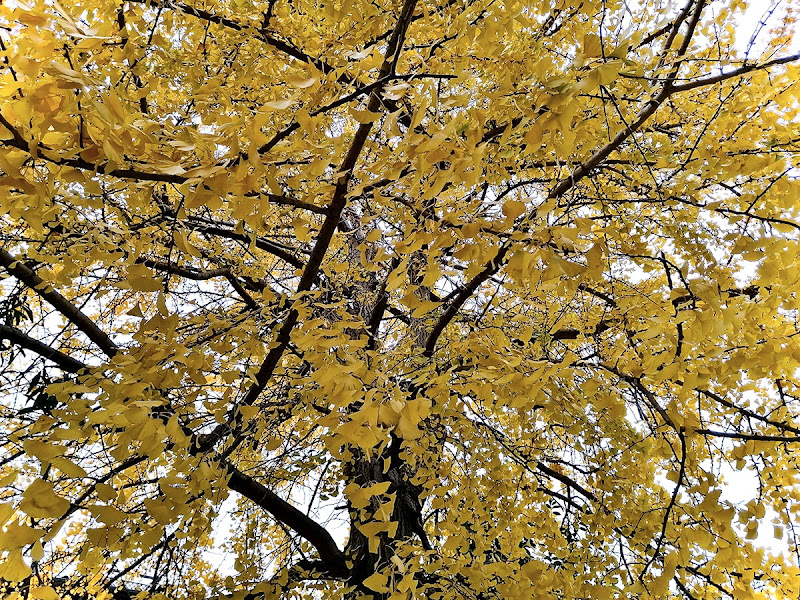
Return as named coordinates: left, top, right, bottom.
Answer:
left=1, top=0, right=800, bottom=598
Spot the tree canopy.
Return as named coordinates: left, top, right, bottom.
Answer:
left=1, top=0, right=800, bottom=598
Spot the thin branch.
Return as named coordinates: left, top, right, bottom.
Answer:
left=0, top=119, right=321, bottom=214
left=224, top=274, right=259, bottom=309
left=419, top=4, right=711, bottom=354
left=644, top=431, right=686, bottom=577
left=189, top=222, right=305, bottom=269
left=140, top=259, right=234, bottom=281
left=549, top=0, right=707, bottom=199
left=140, top=258, right=259, bottom=308
left=534, top=462, right=599, bottom=504
left=125, top=0, right=356, bottom=85
left=697, top=388, right=800, bottom=436
left=247, top=192, right=329, bottom=215
left=577, top=283, right=618, bottom=308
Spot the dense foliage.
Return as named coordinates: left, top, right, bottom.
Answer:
left=1, top=0, right=800, bottom=598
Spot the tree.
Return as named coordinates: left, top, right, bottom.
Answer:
left=1, top=0, right=800, bottom=597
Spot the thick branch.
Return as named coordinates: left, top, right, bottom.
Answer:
left=535, top=462, right=599, bottom=504
left=0, top=325, right=88, bottom=373
left=0, top=248, right=118, bottom=357
left=366, top=257, right=402, bottom=351
left=224, top=462, right=348, bottom=576
left=577, top=283, right=618, bottom=308
left=670, top=52, right=800, bottom=94
left=423, top=243, right=510, bottom=357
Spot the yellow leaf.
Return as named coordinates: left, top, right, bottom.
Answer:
left=377, top=400, right=402, bottom=427
left=30, top=587, right=60, bottom=600
left=383, top=83, right=410, bottom=100
left=0, top=149, right=28, bottom=175
left=221, top=370, right=239, bottom=383
left=144, top=498, right=176, bottom=524
left=95, top=484, right=116, bottom=502
left=362, top=572, right=390, bottom=594
left=18, top=13, right=49, bottom=27
left=30, top=540, right=44, bottom=562
left=48, top=60, right=93, bottom=88
left=20, top=479, right=70, bottom=519
left=410, top=300, right=439, bottom=317
left=152, top=164, right=187, bottom=176
left=157, top=290, right=168, bottom=316
left=88, top=504, right=128, bottom=526
left=0, top=503, right=14, bottom=527
left=394, top=397, right=431, bottom=441
left=350, top=108, right=383, bottom=124
left=126, top=302, right=144, bottom=318
left=264, top=99, right=293, bottom=110
left=345, top=481, right=392, bottom=510
left=50, top=457, right=88, bottom=478
left=583, top=33, right=602, bottom=57
left=0, top=550, right=31, bottom=583
left=0, top=523, right=42, bottom=549
left=239, top=405, right=259, bottom=420
left=22, top=439, right=63, bottom=462
left=125, top=264, right=163, bottom=292
left=356, top=521, right=398, bottom=551
left=502, top=200, right=526, bottom=220
left=462, top=222, right=481, bottom=238
left=746, top=520, right=759, bottom=539
left=286, top=75, right=318, bottom=88
left=594, top=60, right=622, bottom=86
left=174, top=231, right=201, bottom=257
